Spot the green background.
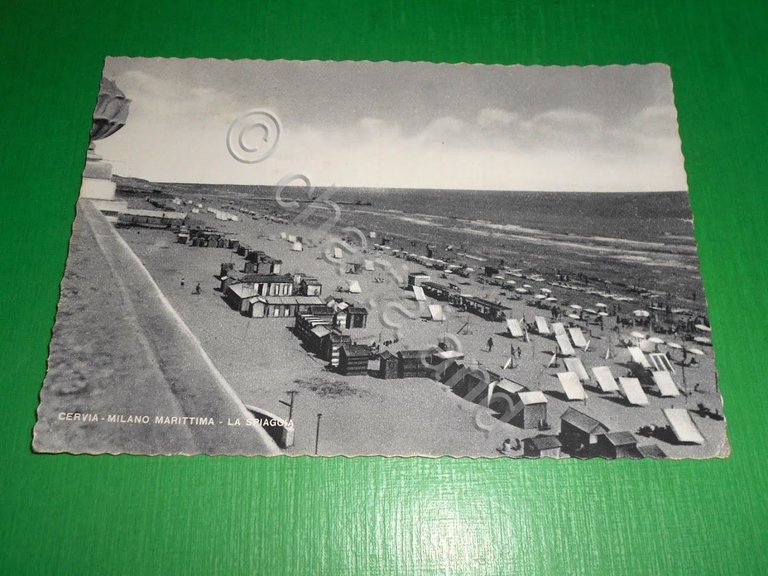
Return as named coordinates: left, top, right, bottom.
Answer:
left=1, top=1, right=767, bottom=574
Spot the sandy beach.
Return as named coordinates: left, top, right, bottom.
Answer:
left=117, top=192, right=727, bottom=459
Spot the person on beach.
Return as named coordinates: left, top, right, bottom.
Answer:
left=487, top=337, right=494, bottom=352
left=181, top=278, right=185, bottom=288
left=195, top=282, right=201, bottom=295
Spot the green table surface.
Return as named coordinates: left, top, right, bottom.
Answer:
left=1, top=1, right=767, bottom=574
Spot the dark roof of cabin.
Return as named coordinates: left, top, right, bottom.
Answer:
left=603, top=431, right=638, bottom=447
left=560, top=407, right=606, bottom=434
left=239, top=273, right=293, bottom=283
left=398, top=350, right=430, bottom=359
left=348, top=307, right=368, bottom=315
left=341, top=344, right=371, bottom=357
left=379, top=350, right=397, bottom=360
left=525, top=435, right=562, bottom=451
left=637, top=444, right=667, bottom=458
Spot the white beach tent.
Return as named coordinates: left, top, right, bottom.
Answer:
left=551, top=322, right=567, bottom=337
left=555, top=333, right=576, bottom=357
left=557, top=372, right=587, bottom=401
left=568, top=327, right=589, bottom=350
left=652, top=371, right=680, bottom=397
left=364, top=259, right=375, bottom=271
left=280, top=232, right=287, bottom=239
left=287, top=234, right=297, bottom=243
left=291, top=242, right=303, bottom=252
left=506, top=318, right=525, bottom=338
left=534, top=316, right=550, bottom=335
left=592, top=366, right=619, bottom=392
left=333, top=246, right=344, bottom=259
left=619, top=377, right=649, bottom=406
left=564, top=357, right=589, bottom=382
left=628, top=346, right=652, bottom=369
left=663, top=408, right=705, bottom=444
left=348, top=280, right=362, bottom=294
left=428, top=304, right=445, bottom=322
left=412, top=285, right=427, bottom=302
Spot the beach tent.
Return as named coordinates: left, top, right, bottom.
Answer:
left=592, top=366, right=619, bottom=392
left=333, top=247, right=344, bottom=259
left=619, top=377, right=649, bottom=406
left=287, top=234, right=297, bottom=243
left=291, top=242, right=303, bottom=252
left=652, top=371, right=680, bottom=397
left=280, top=232, right=287, bottom=239
left=412, top=285, right=426, bottom=302
left=564, top=357, right=589, bottom=382
left=555, top=333, right=576, bottom=357
left=649, top=353, right=675, bottom=373
left=568, top=327, right=589, bottom=350
left=551, top=322, right=567, bottom=337
left=628, top=346, right=652, bottom=369
left=506, top=318, right=525, bottom=338
left=428, top=304, right=445, bottom=322
left=348, top=280, right=362, bottom=294
left=535, top=316, right=550, bottom=335
left=557, top=372, right=587, bottom=401
left=364, top=259, right=375, bottom=271
left=663, top=408, right=705, bottom=445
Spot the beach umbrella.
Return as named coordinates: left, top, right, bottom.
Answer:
left=540, top=288, right=552, bottom=294
left=505, top=280, right=517, bottom=286
left=546, top=297, right=558, bottom=302
left=534, top=294, right=547, bottom=300
left=570, top=304, right=582, bottom=310
left=515, top=288, right=528, bottom=294
left=666, top=342, right=683, bottom=350
left=598, top=311, right=609, bottom=317
left=630, top=331, right=646, bottom=339
left=693, top=336, right=712, bottom=345
left=596, top=302, right=607, bottom=308
left=686, top=347, right=705, bottom=356
left=633, top=309, right=650, bottom=318
left=648, top=337, right=665, bottom=345
left=523, top=284, right=533, bottom=289
left=584, top=308, right=598, bottom=315
left=695, top=324, right=712, bottom=332
left=567, top=313, right=581, bottom=320
left=465, top=267, right=474, bottom=273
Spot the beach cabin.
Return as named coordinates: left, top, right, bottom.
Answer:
left=377, top=350, right=399, bottom=379
left=117, top=209, right=187, bottom=229
left=324, top=332, right=353, bottom=367
left=397, top=350, right=433, bottom=379
left=523, top=435, right=562, bottom=458
left=559, top=407, right=608, bottom=454
left=299, top=277, right=323, bottom=297
left=511, top=391, right=548, bottom=429
left=243, top=251, right=282, bottom=274
left=462, top=297, right=509, bottom=321
left=596, top=431, right=642, bottom=459
left=407, top=272, right=431, bottom=287
left=224, top=284, right=260, bottom=313
left=237, top=273, right=294, bottom=297
left=338, top=345, right=371, bottom=376
left=345, top=307, right=368, bottom=329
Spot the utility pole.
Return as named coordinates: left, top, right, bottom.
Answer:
left=314, top=413, right=322, bottom=455
left=279, top=390, right=297, bottom=421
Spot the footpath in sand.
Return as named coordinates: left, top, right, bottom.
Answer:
left=35, top=200, right=279, bottom=456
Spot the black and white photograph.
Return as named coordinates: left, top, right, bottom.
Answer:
left=33, top=57, right=728, bottom=458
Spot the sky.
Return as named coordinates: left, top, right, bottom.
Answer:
left=95, top=57, right=688, bottom=192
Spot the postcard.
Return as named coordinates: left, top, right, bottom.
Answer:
left=33, top=57, right=728, bottom=458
